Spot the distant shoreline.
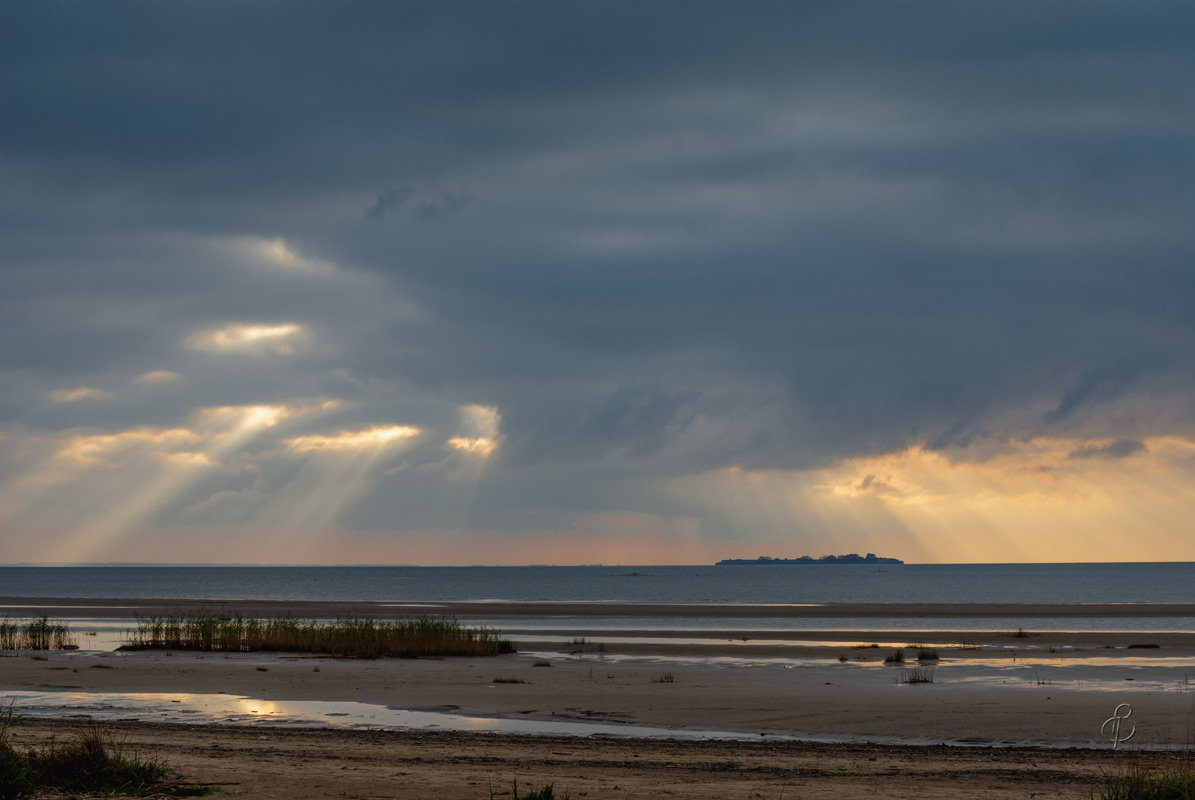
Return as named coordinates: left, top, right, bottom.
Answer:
left=716, top=553, right=903, bottom=566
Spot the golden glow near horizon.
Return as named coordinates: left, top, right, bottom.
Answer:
left=0, top=400, right=345, bottom=561
left=186, top=322, right=308, bottom=354
left=677, top=434, right=1195, bottom=563
left=285, top=425, right=421, bottom=452
left=9, top=384, right=1195, bottom=563
left=52, top=404, right=303, bottom=556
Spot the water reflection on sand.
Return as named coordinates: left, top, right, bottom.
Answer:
left=0, top=689, right=770, bottom=741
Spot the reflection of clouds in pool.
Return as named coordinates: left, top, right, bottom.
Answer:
left=519, top=649, right=1195, bottom=695
left=0, top=690, right=761, bottom=741
left=233, top=697, right=284, bottom=716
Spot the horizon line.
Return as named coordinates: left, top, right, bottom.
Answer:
left=4, top=560, right=1195, bottom=568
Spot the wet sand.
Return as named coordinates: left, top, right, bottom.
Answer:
left=3, top=597, right=1195, bottom=798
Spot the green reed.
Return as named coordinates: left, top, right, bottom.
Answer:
left=0, top=618, right=76, bottom=651
left=1097, top=753, right=1195, bottom=799
left=121, top=614, right=515, bottom=658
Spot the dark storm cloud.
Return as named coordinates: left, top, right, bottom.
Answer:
left=366, top=185, right=473, bottom=222
left=1068, top=439, right=1148, bottom=461
left=1043, top=365, right=1148, bottom=425
left=4, top=1, right=1195, bottom=535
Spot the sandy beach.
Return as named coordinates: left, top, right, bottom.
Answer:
left=5, top=718, right=1179, bottom=800
left=3, top=598, right=1195, bottom=798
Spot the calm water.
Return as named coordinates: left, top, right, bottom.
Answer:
left=1, top=563, right=1193, bottom=604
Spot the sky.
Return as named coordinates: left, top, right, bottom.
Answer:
left=3, top=2, right=1195, bottom=565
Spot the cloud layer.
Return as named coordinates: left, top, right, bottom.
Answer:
left=3, top=2, right=1195, bottom=563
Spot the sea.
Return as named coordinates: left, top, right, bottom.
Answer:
left=2, top=562, right=1194, bottom=605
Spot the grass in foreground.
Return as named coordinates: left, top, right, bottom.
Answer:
left=492, top=781, right=568, bottom=800
left=120, top=614, right=515, bottom=658
left=0, top=618, right=76, bottom=651
left=24, top=729, right=172, bottom=795
left=1096, top=755, right=1195, bottom=799
left=0, top=705, right=210, bottom=799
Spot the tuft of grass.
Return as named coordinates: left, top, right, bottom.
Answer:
left=1012, top=627, right=1031, bottom=638
left=0, top=618, right=76, bottom=651
left=898, top=667, right=935, bottom=684
left=0, top=747, right=35, bottom=800
left=120, top=613, right=514, bottom=659
left=493, top=781, right=569, bottom=800
left=1096, top=754, right=1195, bottom=799
left=852, top=643, right=881, bottom=650
left=0, top=704, right=35, bottom=800
left=884, top=649, right=905, bottom=664
left=917, top=648, right=940, bottom=661
left=652, top=671, right=676, bottom=684
left=492, top=677, right=527, bottom=684
left=24, top=728, right=169, bottom=794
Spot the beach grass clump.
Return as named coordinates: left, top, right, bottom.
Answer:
left=1097, top=754, right=1195, bottom=799
left=884, top=649, right=905, bottom=664
left=493, top=781, right=568, bottom=800
left=917, top=648, right=940, bottom=661
left=0, top=748, right=34, bottom=800
left=898, top=667, right=935, bottom=684
left=0, top=706, right=35, bottom=800
left=0, top=705, right=207, bottom=798
left=0, top=618, right=76, bottom=651
left=1012, top=627, right=1031, bottom=638
left=23, top=728, right=170, bottom=795
left=121, top=614, right=515, bottom=658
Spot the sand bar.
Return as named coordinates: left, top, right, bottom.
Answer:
left=3, top=629, right=1194, bottom=747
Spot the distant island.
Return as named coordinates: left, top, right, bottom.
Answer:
left=716, top=553, right=903, bottom=566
